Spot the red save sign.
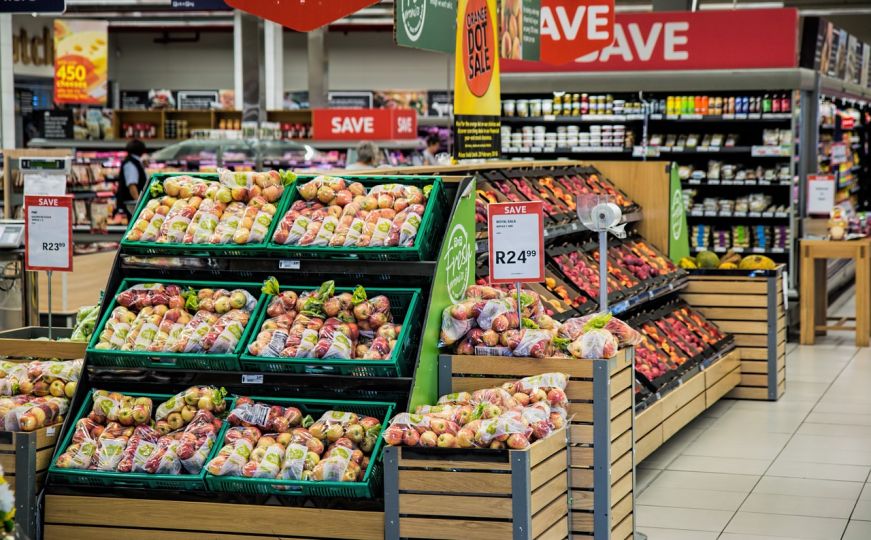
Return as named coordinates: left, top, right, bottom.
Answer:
left=540, top=0, right=615, bottom=65
left=312, top=109, right=418, bottom=140
left=224, top=0, right=378, bottom=31
left=488, top=201, right=545, bottom=284
left=24, top=195, right=73, bottom=273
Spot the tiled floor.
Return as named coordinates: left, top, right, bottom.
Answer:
left=636, top=298, right=871, bottom=539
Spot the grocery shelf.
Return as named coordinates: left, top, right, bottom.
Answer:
left=502, top=146, right=630, bottom=155
left=501, top=114, right=644, bottom=123
left=648, top=112, right=792, bottom=122
left=683, top=178, right=792, bottom=187
left=687, top=210, right=790, bottom=219
left=691, top=246, right=787, bottom=255
left=609, top=277, right=688, bottom=316
left=28, top=138, right=178, bottom=150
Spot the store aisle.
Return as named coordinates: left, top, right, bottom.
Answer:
left=635, top=332, right=871, bottom=540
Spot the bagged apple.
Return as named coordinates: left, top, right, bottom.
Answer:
left=176, top=410, right=220, bottom=474
left=310, top=447, right=359, bottom=482
left=156, top=386, right=226, bottom=421
left=278, top=443, right=311, bottom=480
left=206, top=439, right=254, bottom=476
left=94, top=428, right=131, bottom=471
left=558, top=312, right=640, bottom=347
left=242, top=437, right=285, bottom=478
left=8, top=396, right=68, bottom=431
left=55, top=434, right=98, bottom=470
left=144, top=436, right=183, bottom=475
left=117, top=424, right=160, bottom=473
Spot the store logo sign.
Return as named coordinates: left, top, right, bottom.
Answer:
left=400, top=0, right=426, bottom=42
left=444, top=224, right=473, bottom=303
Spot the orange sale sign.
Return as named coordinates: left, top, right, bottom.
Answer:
left=54, top=19, right=108, bottom=105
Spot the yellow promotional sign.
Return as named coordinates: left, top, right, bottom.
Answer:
left=54, top=20, right=108, bottom=105
left=453, top=0, right=501, bottom=159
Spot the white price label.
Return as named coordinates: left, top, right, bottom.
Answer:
left=487, top=201, right=544, bottom=284
left=24, top=195, right=73, bottom=272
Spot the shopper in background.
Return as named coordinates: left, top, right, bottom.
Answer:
left=422, top=134, right=441, bottom=166
left=117, top=139, right=148, bottom=218
left=346, top=141, right=381, bottom=170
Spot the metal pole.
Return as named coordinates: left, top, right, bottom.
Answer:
left=47, top=270, right=52, bottom=339
left=598, top=230, right=608, bottom=311
left=515, top=281, right=522, bottom=325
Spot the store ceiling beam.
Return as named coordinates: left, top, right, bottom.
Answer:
left=308, top=28, right=329, bottom=109
left=501, top=68, right=818, bottom=93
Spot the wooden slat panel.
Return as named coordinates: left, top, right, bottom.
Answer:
left=571, top=510, right=594, bottom=534
left=571, top=489, right=593, bottom=511
left=706, top=367, right=741, bottom=407
left=716, top=320, right=768, bottom=334
left=571, top=424, right=593, bottom=445
left=448, top=355, right=596, bottom=378
left=44, top=495, right=384, bottom=539
left=571, top=446, right=593, bottom=467
left=663, top=393, right=706, bottom=441
left=612, top=471, right=632, bottom=504
left=740, top=348, right=770, bottom=361
left=734, top=334, right=768, bottom=347
left=529, top=428, right=567, bottom=465
left=401, top=517, right=513, bottom=539
left=399, top=470, right=511, bottom=495
left=612, top=450, right=632, bottom=481
left=399, top=494, right=511, bottom=519
left=44, top=526, right=321, bottom=540
left=658, top=372, right=705, bottom=417
left=684, top=281, right=768, bottom=294
left=611, top=491, right=633, bottom=528
left=531, top=449, right=567, bottom=491
left=705, top=350, right=741, bottom=387
left=696, top=307, right=769, bottom=320
left=740, top=374, right=770, bottom=387
left=610, top=367, right=632, bottom=397
left=635, top=401, right=662, bottom=439
left=531, top=495, right=569, bottom=538
left=682, top=293, right=767, bottom=307
left=612, top=430, right=632, bottom=459
left=727, top=386, right=771, bottom=400
left=531, top=471, right=568, bottom=515
left=611, top=389, right=632, bottom=419
left=636, top=425, right=663, bottom=463
left=611, top=513, right=634, bottom=540
left=611, top=409, right=632, bottom=442
left=571, top=467, right=593, bottom=489
left=740, top=359, right=770, bottom=373
left=399, top=456, right=510, bottom=471
left=537, top=515, right=569, bottom=540
left=567, top=402, right=592, bottom=423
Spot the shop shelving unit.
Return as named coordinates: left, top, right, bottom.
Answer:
left=42, top=172, right=470, bottom=537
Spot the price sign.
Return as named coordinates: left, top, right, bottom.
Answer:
left=487, top=201, right=544, bottom=284
left=24, top=195, right=73, bottom=272
left=806, top=174, right=836, bottom=216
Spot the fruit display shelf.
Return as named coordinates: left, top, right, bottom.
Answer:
left=437, top=350, right=634, bottom=540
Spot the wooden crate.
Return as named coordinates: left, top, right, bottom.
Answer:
left=683, top=268, right=785, bottom=401
left=0, top=327, right=86, bottom=359
left=2, top=425, right=61, bottom=539
left=44, top=494, right=385, bottom=539
left=635, top=349, right=740, bottom=463
left=383, top=428, right=568, bottom=540
left=439, top=349, right=634, bottom=540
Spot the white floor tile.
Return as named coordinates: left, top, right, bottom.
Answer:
left=719, top=534, right=801, bottom=540
left=667, top=455, right=771, bottom=476
left=843, top=520, right=871, bottom=540
left=635, top=505, right=733, bottom=532
left=766, top=457, right=871, bottom=482
left=724, top=512, right=847, bottom=539
left=637, top=485, right=746, bottom=511
left=739, top=492, right=855, bottom=519
left=636, top=466, right=661, bottom=494
left=752, top=476, right=864, bottom=500
left=853, top=497, right=871, bottom=521
left=637, top=526, right=718, bottom=540
left=646, top=470, right=759, bottom=493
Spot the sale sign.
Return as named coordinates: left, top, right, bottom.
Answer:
left=488, top=201, right=544, bottom=284
left=24, top=195, right=73, bottom=272
left=454, top=0, right=501, bottom=159
left=225, top=0, right=378, bottom=32
left=540, top=0, right=614, bottom=65
left=53, top=19, right=107, bottom=105
left=312, top=109, right=418, bottom=140
left=503, top=8, right=798, bottom=72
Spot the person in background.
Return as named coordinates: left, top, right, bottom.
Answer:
left=117, top=139, right=148, bottom=218
left=346, top=141, right=381, bottom=170
left=422, top=134, right=441, bottom=166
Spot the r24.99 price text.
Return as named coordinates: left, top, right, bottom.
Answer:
left=494, top=250, right=536, bottom=264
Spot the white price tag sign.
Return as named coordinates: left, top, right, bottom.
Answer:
left=24, top=195, right=73, bottom=272
left=806, top=174, right=836, bottom=216
left=487, top=201, right=544, bottom=284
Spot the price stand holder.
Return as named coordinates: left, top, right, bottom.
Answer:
left=487, top=201, right=545, bottom=322
left=24, top=195, right=74, bottom=338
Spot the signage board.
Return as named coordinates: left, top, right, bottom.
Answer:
left=807, top=174, right=836, bottom=216
left=0, top=0, right=64, bottom=13
left=487, top=201, right=545, bottom=284
left=499, top=0, right=541, bottom=61
left=53, top=19, right=108, bottom=105
left=24, top=195, right=73, bottom=272
left=395, top=0, right=457, bottom=54
left=312, top=109, right=418, bottom=140
left=503, top=8, right=798, bottom=72
left=224, top=0, right=379, bottom=32
left=539, top=0, right=614, bottom=65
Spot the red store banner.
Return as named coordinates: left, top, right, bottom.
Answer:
left=505, top=8, right=799, bottom=72
left=312, top=109, right=419, bottom=140
left=224, top=0, right=378, bottom=31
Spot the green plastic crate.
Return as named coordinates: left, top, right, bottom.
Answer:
left=120, top=172, right=292, bottom=257
left=205, top=396, right=393, bottom=499
left=48, top=389, right=233, bottom=491
left=238, top=285, right=422, bottom=377
left=86, top=278, right=266, bottom=370
left=267, top=175, right=446, bottom=261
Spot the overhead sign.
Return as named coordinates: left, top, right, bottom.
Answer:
left=807, top=174, right=836, bottom=216
left=224, top=0, right=379, bottom=32
left=503, top=8, right=798, bottom=72
left=1, top=0, right=64, bottom=13
left=395, top=0, right=457, bottom=54
left=539, top=0, right=614, bottom=65
left=170, top=0, right=230, bottom=9
left=24, top=195, right=73, bottom=272
left=312, top=109, right=418, bottom=140
left=488, top=201, right=545, bottom=284
left=453, top=0, right=501, bottom=159
left=53, top=19, right=108, bottom=105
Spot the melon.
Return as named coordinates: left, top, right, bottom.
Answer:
left=696, top=250, right=720, bottom=269
left=738, top=255, right=776, bottom=270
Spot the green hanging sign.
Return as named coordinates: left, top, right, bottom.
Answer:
left=410, top=177, right=476, bottom=410
left=394, top=0, right=457, bottom=54
left=668, top=162, right=689, bottom=262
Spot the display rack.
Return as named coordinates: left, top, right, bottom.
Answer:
left=43, top=171, right=473, bottom=537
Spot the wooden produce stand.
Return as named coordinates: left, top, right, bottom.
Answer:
left=383, top=428, right=568, bottom=540
left=44, top=496, right=385, bottom=539
left=635, top=349, right=741, bottom=462
left=682, top=268, right=786, bottom=400
left=4, top=426, right=60, bottom=539
left=439, top=349, right=635, bottom=540
left=0, top=327, right=86, bottom=360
